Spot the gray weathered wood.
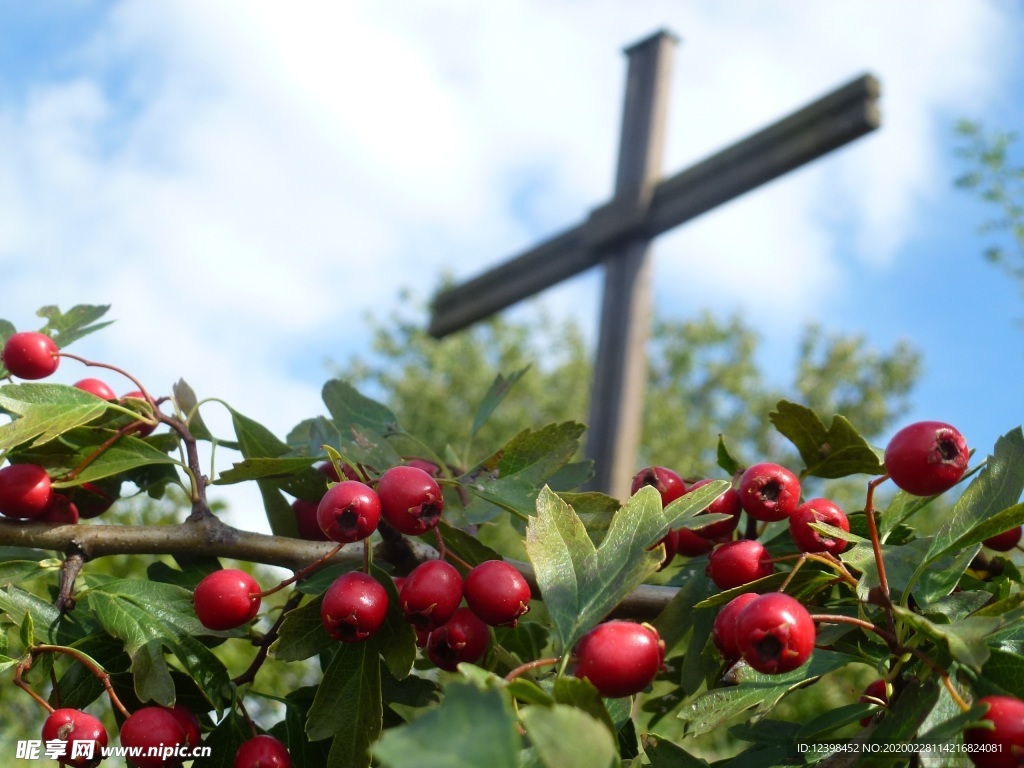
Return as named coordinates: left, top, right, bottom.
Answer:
left=584, top=31, right=675, bottom=499
left=428, top=31, right=881, bottom=498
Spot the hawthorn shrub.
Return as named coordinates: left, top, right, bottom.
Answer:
left=0, top=305, right=1023, bottom=768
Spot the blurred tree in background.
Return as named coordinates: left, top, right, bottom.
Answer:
left=340, top=294, right=921, bottom=505
left=956, top=120, right=1024, bottom=293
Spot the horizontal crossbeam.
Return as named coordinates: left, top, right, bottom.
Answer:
left=428, top=73, right=880, bottom=338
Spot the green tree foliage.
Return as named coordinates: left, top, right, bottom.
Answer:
left=955, top=120, right=1024, bottom=288
left=342, top=303, right=921, bottom=485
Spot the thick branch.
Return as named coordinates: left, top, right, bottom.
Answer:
left=0, top=519, right=677, bottom=618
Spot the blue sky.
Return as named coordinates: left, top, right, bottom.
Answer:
left=1, top=1, right=1023, bottom=523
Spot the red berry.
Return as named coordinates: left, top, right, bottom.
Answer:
left=0, top=463, right=53, bottom=519
left=161, top=704, right=202, bottom=749
left=321, top=571, right=389, bottom=642
left=2, top=331, right=59, bottom=379
left=984, top=526, right=1023, bottom=552
left=426, top=607, right=489, bottom=671
left=706, top=540, right=774, bottom=590
left=884, top=421, right=969, bottom=496
left=399, top=559, right=463, bottom=630
left=672, top=527, right=714, bottom=557
left=316, top=480, right=381, bottom=543
left=292, top=498, right=329, bottom=541
left=463, top=560, right=532, bottom=627
left=712, top=592, right=760, bottom=662
left=630, top=466, right=687, bottom=506
left=573, top=621, right=665, bottom=698
left=858, top=679, right=889, bottom=726
left=738, top=463, right=801, bottom=522
left=40, top=494, right=80, bottom=525
left=376, top=465, right=444, bottom=535
left=405, top=458, right=440, bottom=476
left=119, top=706, right=187, bottom=768
left=685, top=479, right=742, bottom=539
left=735, top=592, right=816, bottom=674
left=964, top=695, right=1024, bottom=768
left=193, top=569, right=261, bottom=631
left=788, top=498, right=850, bottom=555
left=234, top=734, right=293, bottom=768
left=41, top=708, right=108, bottom=768
left=74, top=378, right=116, bottom=399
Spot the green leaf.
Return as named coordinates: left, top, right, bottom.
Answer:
left=323, top=379, right=400, bottom=434
left=861, top=678, right=940, bottom=766
left=521, top=704, right=617, bottom=768
left=307, top=639, right=382, bottom=742
left=38, top=304, right=113, bottom=348
left=716, top=434, right=742, bottom=477
left=769, top=400, right=884, bottom=478
left=641, top=736, right=711, bottom=767
left=677, top=650, right=860, bottom=737
left=652, top=562, right=712, bottom=654
left=435, top=521, right=504, bottom=569
left=271, top=594, right=334, bottom=662
left=979, top=648, right=1024, bottom=699
left=49, top=432, right=179, bottom=486
left=0, top=585, right=84, bottom=644
left=525, top=482, right=727, bottom=651
left=19, top=609, right=33, bottom=648
left=230, top=407, right=290, bottom=458
left=552, top=676, right=616, bottom=733
left=371, top=564, right=417, bottom=680
left=84, top=580, right=231, bottom=708
left=215, top=457, right=320, bottom=485
left=795, top=703, right=874, bottom=743
left=172, top=379, right=224, bottom=445
left=373, top=680, right=520, bottom=768
left=0, top=384, right=110, bottom=449
left=891, top=605, right=1001, bottom=671
left=471, top=367, right=529, bottom=438
left=928, top=428, right=1024, bottom=562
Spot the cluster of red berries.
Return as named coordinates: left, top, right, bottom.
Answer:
left=41, top=704, right=292, bottom=768
left=712, top=591, right=815, bottom=674
left=0, top=463, right=114, bottom=525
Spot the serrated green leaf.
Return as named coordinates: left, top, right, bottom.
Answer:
left=769, top=400, right=884, bottom=479
left=525, top=482, right=726, bottom=651
left=0, top=383, right=110, bottom=449
left=979, top=648, right=1024, bottom=699
left=677, top=651, right=860, bottom=737
left=193, top=708, right=250, bottom=768
left=552, top=676, right=616, bottom=733
left=471, top=367, right=529, bottom=438
left=48, top=432, right=179, bottom=486
left=521, top=704, right=616, bottom=768
left=84, top=580, right=231, bottom=708
left=306, top=640, right=381, bottom=765
left=0, top=585, right=83, bottom=644
left=928, top=428, right=1024, bottom=562
left=861, top=678, right=939, bottom=766
left=37, top=304, right=113, bottom=348
left=716, top=435, right=742, bottom=477
left=891, top=605, right=1001, bottom=671
left=373, top=680, right=519, bottom=768
left=215, top=457, right=320, bottom=485
left=652, top=562, right=712, bottom=654
left=323, top=379, right=400, bottom=435
left=271, top=594, right=334, bottom=662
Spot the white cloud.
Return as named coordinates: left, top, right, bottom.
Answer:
left=0, top=0, right=1020, bottom=524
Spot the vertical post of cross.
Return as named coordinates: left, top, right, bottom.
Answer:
left=584, top=30, right=678, bottom=498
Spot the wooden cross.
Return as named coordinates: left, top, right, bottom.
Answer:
left=428, top=30, right=880, bottom=499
